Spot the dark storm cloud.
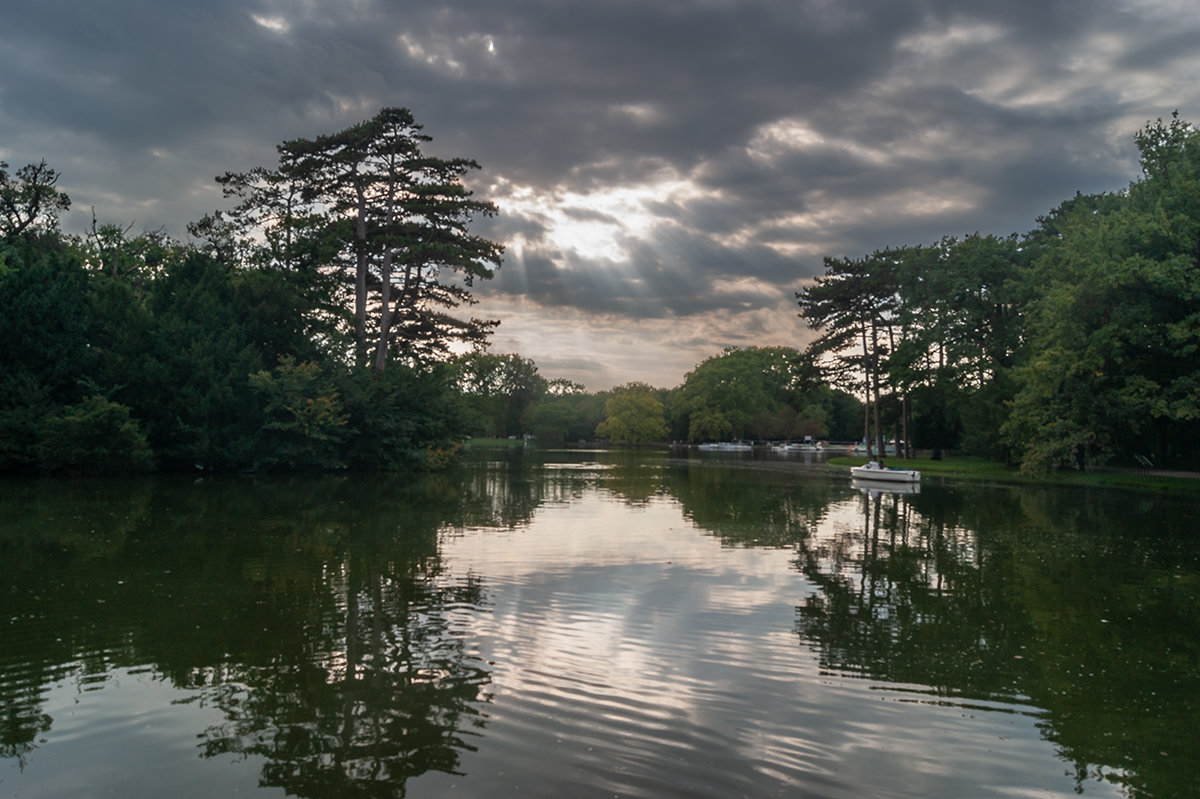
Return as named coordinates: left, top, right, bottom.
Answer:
left=3, top=0, right=1199, bottom=385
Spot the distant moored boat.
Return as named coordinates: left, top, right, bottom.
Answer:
left=850, top=464, right=921, bottom=483
left=698, top=441, right=753, bottom=451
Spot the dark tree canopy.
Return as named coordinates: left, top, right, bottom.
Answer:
left=199, top=107, right=504, bottom=371
left=0, top=159, right=71, bottom=240
left=798, top=114, right=1200, bottom=471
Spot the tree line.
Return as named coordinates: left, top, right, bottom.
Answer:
left=2, top=107, right=852, bottom=476
left=4, top=111, right=1195, bottom=473
left=464, top=114, right=1200, bottom=467
left=796, top=113, right=1200, bottom=472
left=450, top=346, right=862, bottom=447
left=1, top=108, right=501, bottom=475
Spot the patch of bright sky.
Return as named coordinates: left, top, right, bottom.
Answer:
left=249, top=14, right=289, bottom=34
left=747, top=119, right=889, bottom=167
left=611, top=102, right=664, bottom=126
left=709, top=275, right=784, bottom=305
left=396, top=32, right=499, bottom=77
left=476, top=292, right=807, bottom=390
left=896, top=21, right=1008, bottom=59
left=495, top=173, right=709, bottom=263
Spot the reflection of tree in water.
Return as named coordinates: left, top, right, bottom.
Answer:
left=598, top=450, right=666, bottom=506
left=796, top=487, right=1006, bottom=687
left=0, top=471, right=518, bottom=796
left=195, top=562, right=490, bottom=796
left=460, top=446, right=673, bottom=509
left=665, top=460, right=836, bottom=547
left=0, top=477, right=157, bottom=768
left=176, top=474, right=503, bottom=797
left=453, top=450, right=545, bottom=529
left=793, top=483, right=1200, bottom=799
left=0, top=686, right=52, bottom=769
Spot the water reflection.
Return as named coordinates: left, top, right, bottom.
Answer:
left=793, top=479, right=1200, bottom=798
left=0, top=475, right=498, bottom=796
left=2, top=453, right=1198, bottom=798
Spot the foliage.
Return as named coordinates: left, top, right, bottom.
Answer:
left=799, top=236, right=1027, bottom=460
left=0, top=191, right=472, bottom=475
left=797, top=253, right=897, bottom=454
left=668, top=346, right=830, bottom=442
left=336, top=364, right=470, bottom=471
left=0, top=237, right=93, bottom=470
left=0, top=159, right=71, bottom=240
left=1003, top=113, right=1200, bottom=471
left=798, top=111, right=1200, bottom=472
left=249, top=357, right=349, bottom=471
left=448, top=352, right=547, bottom=437
left=203, top=107, right=503, bottom=370
left=526, top=389, right=606, bottom=444
left=595, top=383, right=668, bottom=445
left=34, top=395, right=154, bottom=475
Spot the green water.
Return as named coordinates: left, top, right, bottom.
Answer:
left=2, top=448, right=1197, bottom=798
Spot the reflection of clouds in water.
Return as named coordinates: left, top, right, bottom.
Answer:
left=806, top=494, right=980, bottom=598
left=423, top=485, right=1095, bottom=799
left=438, top=489, right=808, bottom=707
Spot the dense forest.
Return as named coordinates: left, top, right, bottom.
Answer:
left=2, top=111, right=1197, bottom=474
left=1, top=108, right=499, bottom=475
left=797, top=113, right=1200, bottom=471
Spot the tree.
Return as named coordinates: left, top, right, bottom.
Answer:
left=34, top=395, right=153, bottom=475
left=595, top=383, right=668, bottom=445
left=449, top=352, right=548, bottom=437
left=797, top=254, right=897, bottom=456
left=1004, top=114, right=1200, bottom=471
left=0, top=236, right=93, bottom=471
left=208, top=108, right=503, bottom=371
left=0, top=159, right=71, bottom=240
left=81, top=209, right=171, bottom=282
left=526, top=381, right=606, bottom=444
left=669, top=346, right=820, bottom=442
left=890, top=235, right=1026, bottom=460
left=248, top=357, right=349, bottom=471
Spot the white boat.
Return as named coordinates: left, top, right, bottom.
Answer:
left=772, top=439, right=823, bottom=453
left=699, top=441, right=753, bottom=451
left=850, top=464, right=921, bottom=483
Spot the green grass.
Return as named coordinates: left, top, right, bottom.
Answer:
left=827, top=454, right=1200, bottom=496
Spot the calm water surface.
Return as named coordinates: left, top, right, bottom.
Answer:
left=2, top=448, right=1198, bottom=798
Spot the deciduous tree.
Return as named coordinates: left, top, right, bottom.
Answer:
left=596, top=383, right=668, bottom=445
left=1004, top=113, right=1200, bottom=470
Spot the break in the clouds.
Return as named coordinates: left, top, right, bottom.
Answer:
left=3, top=0, right=1199, bottom=389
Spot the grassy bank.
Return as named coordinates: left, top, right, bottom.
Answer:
left=828, top=454, right=1200, bottom=497
left=462, top=437, right=532, bottom=450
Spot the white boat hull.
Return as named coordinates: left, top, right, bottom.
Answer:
left=850, top=465, right=921, bottom=482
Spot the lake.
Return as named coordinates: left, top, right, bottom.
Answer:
left=2, top=447, right=1197, bottom=798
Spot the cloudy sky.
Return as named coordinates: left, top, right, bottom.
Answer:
left=3, top=1, right=1198, bottom=389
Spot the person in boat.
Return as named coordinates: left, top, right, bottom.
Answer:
left=867, top=458, right=881, bottom=469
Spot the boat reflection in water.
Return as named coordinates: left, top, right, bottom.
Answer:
left=852, top=476, right=921, bottom=495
